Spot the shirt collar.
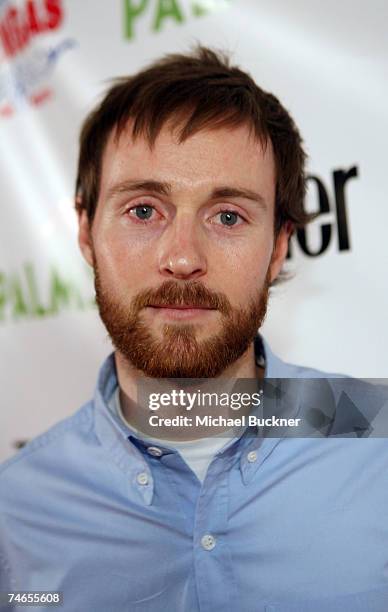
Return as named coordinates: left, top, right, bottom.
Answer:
left=261, top=335, right=299, bottom=378
left=238, top=335, right=305, bottom=484
left=93, top=355, right=154, bottom=505
left=93, top=334, right=300, bottom=500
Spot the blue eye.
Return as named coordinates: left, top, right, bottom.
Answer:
left=133, top=205, right=153, bottom=220
left=220, top=211, right=239, bottom=226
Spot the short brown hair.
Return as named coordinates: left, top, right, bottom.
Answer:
left=76, top=45, right=312, bottom=234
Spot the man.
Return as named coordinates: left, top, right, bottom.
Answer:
left=1, top=46, right=388, bottom=612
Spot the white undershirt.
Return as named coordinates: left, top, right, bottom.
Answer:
left=109, top=387, right=242, bottom=483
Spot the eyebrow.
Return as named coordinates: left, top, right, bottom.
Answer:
left=105, top=179, right=267, bottom=210
left=106, top=180, right=170, bottom=200
left=211, top=186, right=267, bottom=210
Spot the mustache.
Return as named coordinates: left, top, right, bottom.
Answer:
left=131, top=280, right=232, bottom=315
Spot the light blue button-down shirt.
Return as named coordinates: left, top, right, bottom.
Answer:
left=1, top=337, right=388, bottom=611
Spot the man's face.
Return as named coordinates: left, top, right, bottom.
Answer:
left=79, top=121, right=289, bottom=377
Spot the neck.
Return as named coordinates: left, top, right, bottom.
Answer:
left=115, top=342, right=263, bottom=442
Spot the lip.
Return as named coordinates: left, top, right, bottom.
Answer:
left=149, top=305, right=214, bottom=310
left=146, top=305, right=216, bottom=320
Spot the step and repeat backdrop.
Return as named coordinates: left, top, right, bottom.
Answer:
left=0, top=0, right=387, bottom=460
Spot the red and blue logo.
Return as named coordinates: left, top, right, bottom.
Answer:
left=0, top=0, right=75, bottom=116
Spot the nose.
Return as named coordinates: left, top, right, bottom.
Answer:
left=158, top=213, right=207, bottom=280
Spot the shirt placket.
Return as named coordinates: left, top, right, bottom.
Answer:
left=193, top=451, right=239, bottom=612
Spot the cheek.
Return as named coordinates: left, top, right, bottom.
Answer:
left=95, top=226, right=155, bottom=284
left=212, top=237, right=273, bottom=287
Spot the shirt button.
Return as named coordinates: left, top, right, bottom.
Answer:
left=147, top=446, right=163, bottom=457
left=247, top=450, right=257, bottom=463
left=201, top=534, right=216, bottom=551
left=136, top=472, right=149, bottom=486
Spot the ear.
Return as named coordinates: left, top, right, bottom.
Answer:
left=78, top=208, right=94, bottom=267
left=269, top=222, right=293, bottom=283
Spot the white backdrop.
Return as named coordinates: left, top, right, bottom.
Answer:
left=1, top=0, right=387, bottom=460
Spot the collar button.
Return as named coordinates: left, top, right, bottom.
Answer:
left=247, top=450, right=258, bottom=463
left=136, top=472, right=149, bottom=486
left=147, top=446, right=163, bottom=457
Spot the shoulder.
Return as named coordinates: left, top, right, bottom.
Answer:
left=0, top=402, right=95, bottom=485
left=261, top=337, right=388, bottom=429
left=282, top=361, right=345, bottom=378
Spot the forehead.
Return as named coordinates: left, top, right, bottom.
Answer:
left=99, top=120, right=276, bottom=202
